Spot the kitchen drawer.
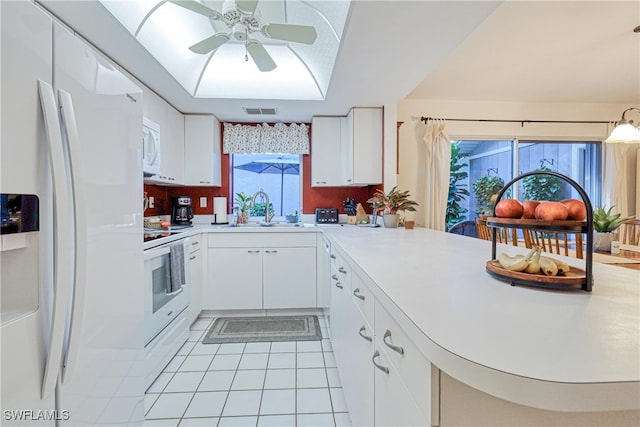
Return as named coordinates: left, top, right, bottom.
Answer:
left=208, top=232, right=316, bottom=248
left=351, top=271, right=374, bottom=327
left=374, top=299, right=432, bottom=419
left=188, top=233, right=201, bottom=253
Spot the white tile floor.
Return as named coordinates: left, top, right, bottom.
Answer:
left=144, top=315, right=351, bottom=427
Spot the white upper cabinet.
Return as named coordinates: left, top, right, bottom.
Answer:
left=311, top=116, right=345, bottom=186
left=184, top=115, right=221, bottom=187
left=142, top=89, right=184, bottom=184
left=163, top=103, right=185, bottom=184
left=343, top=107, right=383, bottom=186
left=311, top=107, right=382, bottom=187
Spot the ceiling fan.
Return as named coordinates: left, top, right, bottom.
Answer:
left=168, top=0, right=318, bottom=72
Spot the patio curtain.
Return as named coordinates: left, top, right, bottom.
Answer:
left=415, top=119, right=451, bottom=231
left=223, top=122, right=310, bottom=154
left=602, top=121, right=640, bottom=217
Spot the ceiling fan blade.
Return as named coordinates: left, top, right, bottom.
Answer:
left=167, top=0, right=222, bottom=20
left=235, top=0, right=259, bottom=15
left=246, top=40, right=276, bottom=72
left=189, top=33, right=230, bottom=54
left=262, top=23, right=317, bottom=44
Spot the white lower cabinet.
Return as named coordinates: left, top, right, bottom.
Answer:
left=373, top=342, right=428, bottom=427
left=263, top=247, right=316, bottom=308
left=329, top=249, right=432, bottom=426
left=207, top=248, right=263, bottom=309
left=188, top=234, right=203, bottom=323
left=206, top=233, right=317, bottom=310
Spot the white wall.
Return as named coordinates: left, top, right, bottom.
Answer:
left=394, top=99, right=633, bottom=214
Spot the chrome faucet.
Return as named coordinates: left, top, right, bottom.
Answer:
left=251, top=190, right=272, bottom=224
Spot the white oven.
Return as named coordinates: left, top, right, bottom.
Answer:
left=143, top=235, right=190, bottom=389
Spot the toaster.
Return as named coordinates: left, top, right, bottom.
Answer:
left=315, top=208, right=339, bottom=224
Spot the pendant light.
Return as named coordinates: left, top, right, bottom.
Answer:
left=605, top=107, right=640, bottom=143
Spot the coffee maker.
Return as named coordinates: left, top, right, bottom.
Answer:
left=171, top=196, right=194, bottom=225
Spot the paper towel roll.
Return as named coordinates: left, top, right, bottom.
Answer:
left=213, top=197, right=228, bottom=224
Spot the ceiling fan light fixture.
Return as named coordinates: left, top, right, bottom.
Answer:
left=232, top=23, right=248, bottom=40
left=605, top=107, right=640, bottom=143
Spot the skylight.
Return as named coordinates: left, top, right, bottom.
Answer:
left=100, top=0, right=350, bottom=100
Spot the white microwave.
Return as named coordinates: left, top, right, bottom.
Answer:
left=142, top=117, right=161, bottom=175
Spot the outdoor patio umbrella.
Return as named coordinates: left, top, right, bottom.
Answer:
left=234, top=159, right=300, bottom=215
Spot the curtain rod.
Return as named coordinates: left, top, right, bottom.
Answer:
left=420, top=116, right=610, bottom=126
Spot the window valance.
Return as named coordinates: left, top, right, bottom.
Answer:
left=223, top=122, right=310, bottom=154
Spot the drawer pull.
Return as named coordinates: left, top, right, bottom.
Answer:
left=192, top=241, right=199, bottom=245
left=335, top=282, right=343, bottom=289
left=331, top=274, right=339, bottom=281
left=353, top=288, right=365, bottom=301
left=265, top=250, right=278, bottom=254
left=248, top=250, right=260, bottom=254
left=330, top=254, right=336, bottom=259
left=372, top=351, right=389, bottom=374
left=358, top=325, right=372, bottom=342
left=383, top=330, right=405, bottom=355
left=338, top=267, right=347, bottom=274
left=189, top=255, right=196, bottom=261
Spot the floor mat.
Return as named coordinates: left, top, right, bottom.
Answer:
left=202, top=315, right=322, bottom=344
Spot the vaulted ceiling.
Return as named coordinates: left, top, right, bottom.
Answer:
left=39, top=1, right=640, bottom=122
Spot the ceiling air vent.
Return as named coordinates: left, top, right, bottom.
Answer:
left=243, top=107, right=277, bottom=115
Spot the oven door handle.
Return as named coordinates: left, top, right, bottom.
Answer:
left=144, top=245, right=171, bottom=260
left=165, top=286, right=184, bottom=296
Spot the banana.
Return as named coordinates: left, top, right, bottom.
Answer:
left=540, top=256, right=570, bottom=274
left=539, top=256, right=559, bottom=276
left=524, top=246, right=542, bottom=274
left=498, top=247, right=538, bottom=272
left=498, top=253, right=529, bottom=271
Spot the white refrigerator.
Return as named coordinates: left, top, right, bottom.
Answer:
left=1, top=1, right=144, bottom=425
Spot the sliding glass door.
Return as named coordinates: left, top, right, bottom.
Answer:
left=449, top=139, right=601, bottom=227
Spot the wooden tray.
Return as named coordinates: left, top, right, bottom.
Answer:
left=486, top=260, right=586, bottom=290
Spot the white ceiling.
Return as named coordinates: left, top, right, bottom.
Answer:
left=38, top=1, right=640, bottom=123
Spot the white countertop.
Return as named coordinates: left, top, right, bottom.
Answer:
left=143, top=222, right=640, bottom=410
left=143, top=222, right=325, bottom=249
left=322, top=226, right=640, bottom=411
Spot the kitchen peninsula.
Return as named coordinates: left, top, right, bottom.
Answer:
left=321, top=226, right=640, bottom=425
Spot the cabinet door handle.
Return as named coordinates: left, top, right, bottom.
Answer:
left=189, top=255, right=196, bottom=261
left=192, top=241, right=199, bottom=246
left=338, top=267, right=347, bottom=274
left=330, top=254, right=336, bottom=259
left=265, top=250, right=278, bottom=254
left=331, top=274, right=339, bottom=281
left=372, top=351, right=389, bottom=374
left=358, top=325, right=372, bottom=342
left=317, top=181, right=327, bottom=184
left=353, top=288, right=365, bottom=301
left=383, top=330, right=405, bottom=355
left=248, top=250, right=260, bottom=254
left=335, top=282, right=343, bottom=289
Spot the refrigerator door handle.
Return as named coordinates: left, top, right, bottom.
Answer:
left=37, top=80, right=74, bottom=398
left=57, top=89, right=87, bottom=383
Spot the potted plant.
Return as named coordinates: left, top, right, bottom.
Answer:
left=472, top=175, right=505, bottom=217
left=367, top=186, right=418, bottom=228
left=593, top=205, right=634, bottom=252
left=521, top=166, right=563, bottom=201
left=234, top=192, right=251, bottom=224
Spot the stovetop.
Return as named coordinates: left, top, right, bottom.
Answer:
left=143, top=224, right=193, bottom=243
left=143, top=230, right=183, bottom=243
